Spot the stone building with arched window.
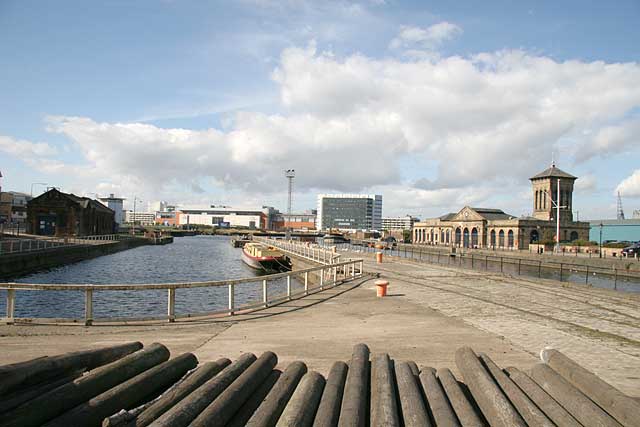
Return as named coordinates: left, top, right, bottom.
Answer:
left=412, top=164, right=590, bottom=250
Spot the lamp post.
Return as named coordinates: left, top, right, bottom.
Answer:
left=30, top=182, right=48, bottom=197
left=599, top=222, right=603, bottom=258
left=132, top=196, right=141, bottom=235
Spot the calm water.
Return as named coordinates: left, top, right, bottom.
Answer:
left=0, top=236, right=290, bottom=320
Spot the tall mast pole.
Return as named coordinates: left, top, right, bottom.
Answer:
left=556, top=179, right=560, bottom=254
left=284, top=170, right=295, bottom=240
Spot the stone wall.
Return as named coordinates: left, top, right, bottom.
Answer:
left=0, top=238, right=149, bottom=280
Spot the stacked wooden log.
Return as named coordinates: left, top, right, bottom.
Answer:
left=0, top=342, right=638, bottom=426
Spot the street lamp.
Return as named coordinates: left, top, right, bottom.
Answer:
left=131, top=196, right=142, bottom=235
left=30, top=182, right=48, bottom=197
left=599, top=222, right=603, bottom=258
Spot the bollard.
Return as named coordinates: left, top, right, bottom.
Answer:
left=376, top=252, right=383, bottom=263
left=375, top=280, right=389, bottom=297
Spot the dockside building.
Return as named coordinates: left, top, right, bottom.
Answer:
left=412, top=164, right=590, bottom=250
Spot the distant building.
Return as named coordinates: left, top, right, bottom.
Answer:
left=125, top=211, right=156, bottom=225
left=0, top=191, right=32, bottom=225
left=27, top=189, right=115, bottom=236
left=178, top=206, right=275, bottom=229
left=98, top=194, right=125, bottom=225
left=382, top=215, right=419, bottom=231
left=412, top=164, right=590, bottom=249
left=588, top=219, right=640, bottom=243
left=149, top=201, right=167, bottom=212
left=272, top=210, right=317, bottom=231
left=155, top=210, right=179, bottom=227
left=317, top=194, right=383, bottom=232
left=634, top=209, right=640, bottom=219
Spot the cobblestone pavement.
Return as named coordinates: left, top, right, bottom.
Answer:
left=360, top=251, right=640, bottom=396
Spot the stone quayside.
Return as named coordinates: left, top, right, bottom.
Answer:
left=0, top=341, right=638, bottom=427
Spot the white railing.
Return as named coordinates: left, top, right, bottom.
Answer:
left=0, top=234, right=137, bottom=255
left=253, top=237, right=342, bottom=265
left=1, top=258, right=365, bottom=326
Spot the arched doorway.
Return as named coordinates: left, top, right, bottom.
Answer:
left=530, top=229, right=539, bottom=243
left=463, top=228, right=470, bottom=248
left=471, top=227, right=478, bottom=248
left=498, top=230, right=505, bottom=247
left=508, top=230, right=514, bottom=248
left=570, top=231, right=579, bottom=241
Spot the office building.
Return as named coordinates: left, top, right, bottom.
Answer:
left=317, top=194, right=383, bottom=232
left=382, top=215, right=419, bottom=231
left=98, top=194, right=125, bottom=225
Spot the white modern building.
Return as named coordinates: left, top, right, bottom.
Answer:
left=317, top=194, right=382, bottom=232
left=382, top=215, right=419, bottom=231
left=99, top=194, right=126, bottom=225
left=178, top=206, right=273, bottom=229
left=124, top=211, right=156, bottom=225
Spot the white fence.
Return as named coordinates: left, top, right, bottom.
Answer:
left=1, top=258, right=364, bottom=325
left=0, top=234, right=135, bottom=255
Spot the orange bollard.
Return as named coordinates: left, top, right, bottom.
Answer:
left=375, top=280, right=389, bottom=297
left=376, top=252, right=383, bottom=263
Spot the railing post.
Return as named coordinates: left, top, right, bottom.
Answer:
left=351, top=261, right=355, bottom=278
left=263, top=279, right=268, bottom=307
left=320, top=267, right=324, bottom=290
left=228, top=284, right=235, bottom=315
left=167, top=288, right=176, bottom=322
left=585, top=265, right=589, bottom=285
left=6, top=289, right=15, bottom=324
left=333, top=265, right=337, bottom=286
left=84, top=289, right=93, bottom=326
left=560, top=263, right=563, bottom=282
left=304, top=271, right=309, bottom=295
left=287, top=275, right=291, bottom=300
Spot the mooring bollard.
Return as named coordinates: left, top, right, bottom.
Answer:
left=376, top=252, right=383, bottom=263
left=375, top=279, right=389, bottom=297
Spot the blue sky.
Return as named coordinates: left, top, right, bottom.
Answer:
left=1, top=0, right=639, bottom=218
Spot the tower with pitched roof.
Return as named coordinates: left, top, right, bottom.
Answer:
left=530, top=163, right=577, bottom=222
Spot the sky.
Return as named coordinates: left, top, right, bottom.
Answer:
left=1, top=0, right=639, bottom=219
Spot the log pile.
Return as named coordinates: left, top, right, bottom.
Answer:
left=0, top=342, right=638, bottom=426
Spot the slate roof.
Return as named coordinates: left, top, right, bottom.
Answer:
left=469, top=208, right=516, bottom=221
left=530, top=165, right=577, bottom=180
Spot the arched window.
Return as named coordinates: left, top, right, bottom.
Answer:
left=455, top=228, right=461, bottom=246
left=570, top=231, right=579, bottom=241
left=471, top=227, right=478, bottom=248
left=508, top=230, right=514, bottom=248
left=463, top=228, right=470, bottom=248
left=498, top=230, right=505, bottom=247
left=530, top=229, right=539, bottom=243
left=490, top=230, right=496, bottom=247
left=446, top=230, right=450, bottom=244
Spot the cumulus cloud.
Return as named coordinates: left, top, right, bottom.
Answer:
left=4, top=41, right=640, bottom=214
left=616, top=170, right=640, bottom=197
left=0, top=135, right=57, bottom=158
left=389, top=22, right=462, bottom=53
left=576, top=119, right=640, bottom=162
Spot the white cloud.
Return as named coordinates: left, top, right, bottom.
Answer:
left=0, top=136, right=57, bottom=159
left=389, top=22, right=462, bottom=52
left=616, top=170, right=640, bottom=198
left=576, top=119, right=640, bottom=162
left=575, top=173, right=597, bottom=193
left=4, top=42, right=640, bottom=214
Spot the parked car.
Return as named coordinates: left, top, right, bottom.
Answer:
left=621, top=244, right=640, bottom=256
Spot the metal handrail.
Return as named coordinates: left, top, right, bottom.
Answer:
left=2, top=258, right=365, bottom=325
left=0, top=234, right=139, bottom=255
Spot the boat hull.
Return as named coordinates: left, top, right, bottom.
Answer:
left=241, top=248, right=291, bottom=272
